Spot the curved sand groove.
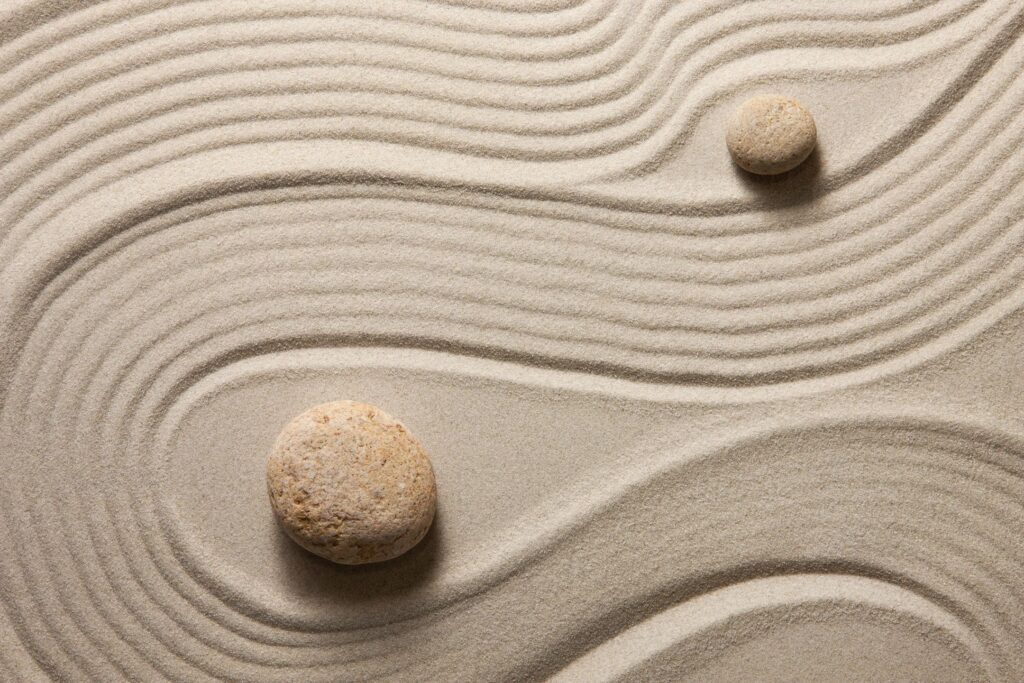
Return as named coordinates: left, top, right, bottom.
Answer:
left=1, top=2, right=1022, bottom=267
left=0, top=0, right=1019, bottom=233
left=4, top=13, right=1023, bottom=274
left=4, top=171, right=1024, bottom=393
left=0, top=0, right=991, bottom=130
left=2, top=1, right=1024, bottom=680
left=149, top=355, right=1024, bottom=627
left=0, top=0, right=993, bottom=139
left=549, top=574, right=989, bottom=682
left=4, top=346, right=1024, bottom=680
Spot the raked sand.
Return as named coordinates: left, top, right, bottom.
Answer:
left=1, top=1, right=1024, bottom=680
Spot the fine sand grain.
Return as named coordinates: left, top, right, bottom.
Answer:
left=1, top=1, right=1024, bottom=681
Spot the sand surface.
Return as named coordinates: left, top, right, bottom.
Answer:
left=1, top=1, right=1024, bottom=680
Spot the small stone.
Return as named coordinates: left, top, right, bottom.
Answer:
left=266, top=401, right=437, bottom=565
left=726, top=95, right=816, bottom=175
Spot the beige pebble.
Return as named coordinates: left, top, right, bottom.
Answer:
left=266, top=401, right=437, bottom=565
left=726, top=95, right=817, bottom=175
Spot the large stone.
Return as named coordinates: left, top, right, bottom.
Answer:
left=266, top=401, right=437, bottom=565
left=727, top=95, right=817, bottom=175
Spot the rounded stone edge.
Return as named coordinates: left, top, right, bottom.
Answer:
left=726, top=94, right=817, bottom=176
left=266, top=400, right=438, bottom=566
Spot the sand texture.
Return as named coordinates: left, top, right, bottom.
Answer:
left=1, top=1, right=1024, bottom=681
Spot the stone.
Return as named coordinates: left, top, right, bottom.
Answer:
left=266, top=400, right=437, bottom=565
left=726, top=95, right=817, bottom=175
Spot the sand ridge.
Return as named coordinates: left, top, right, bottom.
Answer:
left=1, top=0, right=1024, bottom=681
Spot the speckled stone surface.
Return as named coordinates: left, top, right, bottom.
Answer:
left=266, top=401, right=437, bottom=565
left=726, top=94, right=817, bottom=175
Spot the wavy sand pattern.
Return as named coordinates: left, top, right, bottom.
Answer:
left=1, top=0, right=1023, bottom=680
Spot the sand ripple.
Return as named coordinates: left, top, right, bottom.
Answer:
left=2, top=0, right=1024, bottom=680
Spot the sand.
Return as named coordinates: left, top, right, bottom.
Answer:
left=1, top=0, right=1023, bottom=681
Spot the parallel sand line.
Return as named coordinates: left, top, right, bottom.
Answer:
left=0, top=3, right=1011, bottom=240
left=0, top=0, right=1011, bottom=240
left=3, top=1, right=1024, bottom=680
left=0, top=3, right=1019, bottom=280
left=5, top=130, right=1024, bottom=392
left=4, top=368, right=1024, bottom=678
left=0, top=0, right=982, bottom=120
left=2, top=30, right=1024, bottom=368
left=0, top=0, right=613, bottom=54
left=0, top=0, right=993, bottom=146
left=549, top=574, right=989, bottom=682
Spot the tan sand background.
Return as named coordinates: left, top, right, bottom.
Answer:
left=1, top=0, right=1023, bottom=680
